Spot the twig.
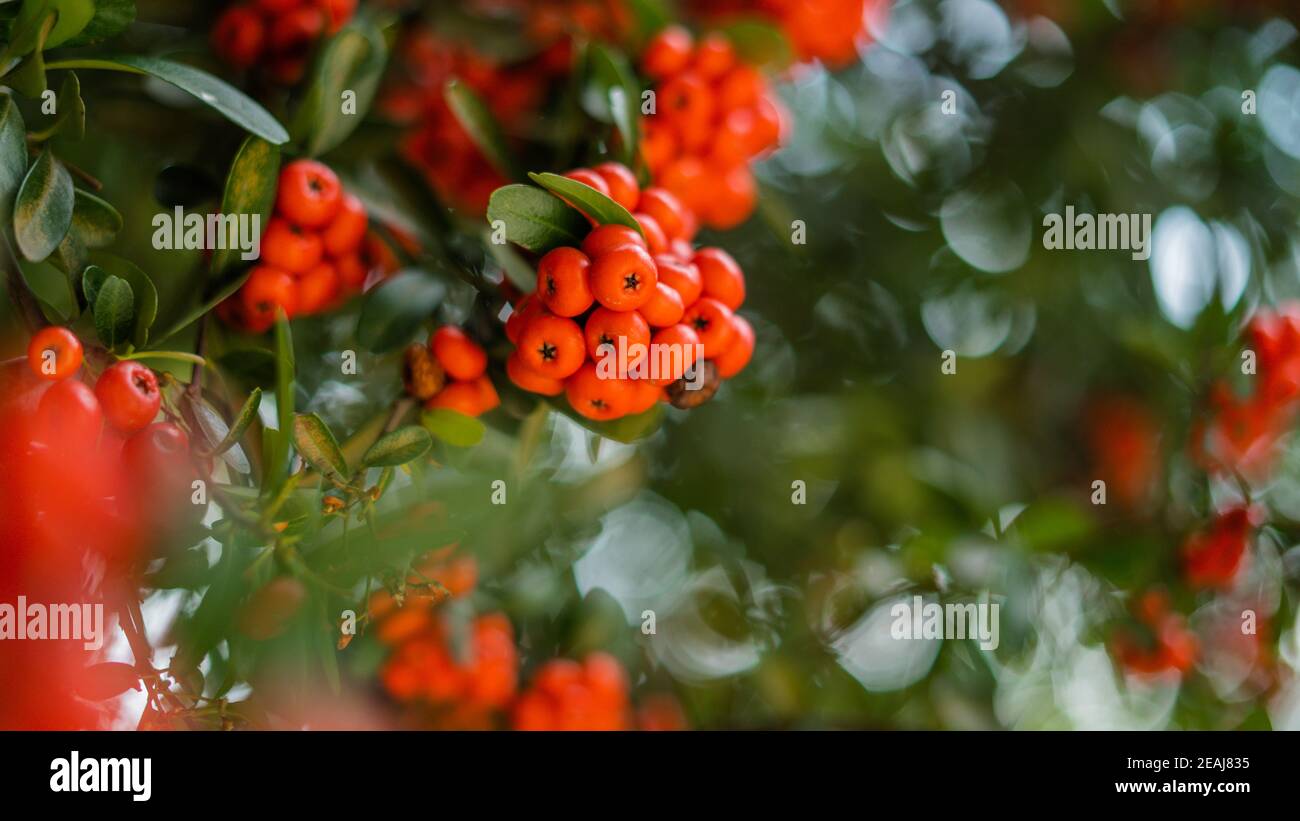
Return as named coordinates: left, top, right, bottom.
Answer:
left=384, top=397, right=415, bottom=433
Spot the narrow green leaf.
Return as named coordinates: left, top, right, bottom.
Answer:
left=92, top=274, right=133, bottom=349
left=581, top=44, right=641, bottom=166
left=63, top=0, right=135, bottom=48
left=355, top=269, right=444, bottom=353
left=211, top=135, right=279, bottom=276
left=209, top=387, right=262, bottom=458
left=14, top=148, right=74, bottom=261
left=529, top=171, right=642, bottom=233
left=149, top=269, right=253, bottom=347
left=485, top=183, right=589, bottom=254
left=445, top=79, right=516, bottom=180
left=293, top=412, right=349, bottom=481
left=363, top=425, right=432, bottom=467
left=292, top=21, right=387, bottom=157
left=81, top=262, right=106, bottom=307
left=184, top=393, right=252, bottom=474
left=44, top=55, right=289, bottom=144
left=559, top=400, right=664, bottom=444
left=268, top=309, right=295, bottom=490
left=34, top=70, right=85, bottom=141
left=421, top=408, right=486, bottom=448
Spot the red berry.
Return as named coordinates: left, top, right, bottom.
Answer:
left=276, top=160, right=343, bottom=228
left=35, top=379, right=102, bottom=451
left=94, top=361, right=161, bottom=434
left=27, top=326, right=83, bottom=381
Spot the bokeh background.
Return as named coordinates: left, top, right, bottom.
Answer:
left=4, top=0, right=1300, bottom=730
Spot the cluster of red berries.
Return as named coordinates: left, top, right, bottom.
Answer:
left=219, top=160, right=372, bottom=333
left=382, top=30, right=560, bottom=213
left=504, top=163, right=755, bottom=420
left=639, top=26, right=786, bottom=230
left=1111, top=590, right=1197, bottom=677
left=212, top=0, right=357, bottom=85
left=403, top=326, right=501, bottom=418
left=687, top=0, right=877, bottom=69
left=511, top=653, right=631, bottom=730
left=6, top=328, right=196, bottom=563
left=1180, top=506, right=1253, bottom=591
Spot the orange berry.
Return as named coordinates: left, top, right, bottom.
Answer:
left=518, top=314, right=586, bottom=379
left=640, top=119, right=678, bottom=174
left=659, top=156, right=710, bottom=216
left=261, top=217, right=323, bottom=275
left=637, top=187, right=694, bottom=242
left=295, top=262, right=339, bottom=315
left=705, top=164, right=758, bottom=230
left=507, top=349, right=564, bottom=396
left=640, top=281, right=686, bottom=328
left=426, top=376, right=498, bottom=417
left=505, top=294, right=543, bottom=344
left=713, top=109, right=759, bottom=166
left=322, top=192, right=368, bottom=258
left=536, top=246, right=594, bottom=317
left=593, top=162, right=640, bottom=211
left=713, top=314, right=754, bottom=378
left=649, top=323, right=702, bottom=385
left=242, top=265, right=298, bottom=323
left=336, top=253, right=368, bottom=290
left=631, top=212, right=670, bottom=255
left=717, top=65, right=765, bottom=112
left=269, top=7, right=325, bottom=53
left=658, top=72, right=714, bottom=143
left=589, top=243, right=658, bottom=310
left=692, top=32, right=736, bottom=80
left=584, top=306, right=651, bottom=362
left=27, top=326, right=83, bottom=381
left=431, top=326, right=488, bottom=381
left=751, top=96, right=786, bottom=154
left=276, top=160, right=342, bottom=229
left=565, top=361, right=631, bottom=420
left=212, top=7, right=265, bottom=69
left=693, top=247, right=745, bottom=309
left=642, top=25, right=693, bottom=79
left=582, top=224, right=647, bottom=258
left=683, top=297, right=736, bottom=358
left=654, top=255, right=703, bottom=306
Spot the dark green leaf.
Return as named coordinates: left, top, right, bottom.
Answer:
left=292, top=20, right=387, bottom=157
left=92, top=274, right=133, bottom=348
left=211, top=136, right=279, bottom=275
left=559, top=400, right=664, bottom=444
left=356, top=269, right=444, bottom=353
left=45, top=55, right=289, bottom=144
left=581, top=44, right=641, bottom=166
left=184, top=393, right=251, bottom=474
left=217, top=347, right=277, bottom=388
left=293, top=412, right=349, bottom=481
left=363, top=425, right=432, bottom=467
left=421, top=408, right=486, bottom=448
left=14, top=148, right=73, bottom=261
left=445, top=79, right=516, bottom=180
left=14, top=0, right=93, bottom=50
left=213, top=387, right=262, bottom=458
left=81, top=262, right=105, bottom=307
left=0, top=94, right=28, bottom=225
left=150, top=269, right=253, bottom=347
left=266, top=310, right=295, bottom=490
left=485, top=183, right=589, bottom=254
left=89, top=252, right=156, bottom=348
left=529, top=171, right=642, bottom=233
left=41, top=70, right=84, bottom=141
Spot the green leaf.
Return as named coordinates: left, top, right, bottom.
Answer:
left=92, top=274, right=133, bottom=348
left=722, top=19, right=793, bottom=70
left=63, top=0, right=134, bottom=48
left=39, top=70, right=84, bottom=141
left=291, top=21, right=387, bottom=157
left=14, top=0, right=93, bottom=50
left=211, top=135, right=279, bottom=276
left=581, top=44, right=641, bottom=166
left=485, top=183, right=589, bottom=254
left=355, top=269, right=444, bottom=353
left=81, top=262, right=105, bottom=307
left=269, top=309, right=295, bottom=489
left=559, top=400, right=664, bottom=444
left=421, top=408, right=485, bottom=448
left=217, top=347, right=277, bottom=388
left=445, top=79, right=516, bottom=180
left=71, top=190, right=121, bottom=247
left=8, top=44, right=47, bottom=99
left=293, top=412, right=349, bottom=482
left=184, top=393, right=251, bottom=475
left=363, top=425, right=432, bottom=467
left=529, top=171, right=642, bottom=233
left=14, top=148, right=74, bottom=261
left=89, top=252, right=156, bottom=348
left=209, top=387, right=261, bottom=459
left=0, top=94, right=28, bottom=225
left=44, top=55, right=289, bottom=144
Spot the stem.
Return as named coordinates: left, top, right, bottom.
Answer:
left=26, top=145, right=103, bottom=191
left=122, top=350, right=209, bottom=368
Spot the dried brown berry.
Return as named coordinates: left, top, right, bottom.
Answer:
left=403, top=342, right=445, bottom=400
left=667, top=359, right=720, bottom=409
